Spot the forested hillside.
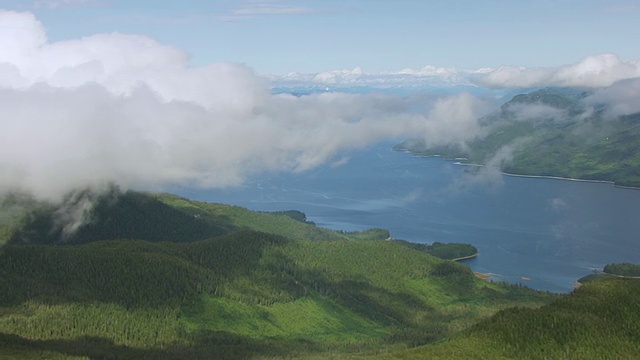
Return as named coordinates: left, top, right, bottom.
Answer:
left=0, top=190, right=557, bottom=359
left=396, top=87, right=640, bottom=187
left=4, top=190, right=638, bottom=359
left=393, top=277, right=640, bottom=359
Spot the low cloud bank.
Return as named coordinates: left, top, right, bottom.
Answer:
left=476, top=53, right=640, bottom=88
left=268, top=54, right=640, bottom=91
left=586, top=78, right=640, bottom=117
left=0, top=10, right=492, bottom=201
left=2, top=10, right=640, bottom=203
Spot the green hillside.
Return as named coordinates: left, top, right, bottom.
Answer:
left=396, top=88, right=640, bottom=187
left=3, top=190, right=639, bottom=359
left=388, top=277, right=640, bottom=359
left=0, top=190, right=556, bottom=359
left=0, top=233, right=554, bottom=359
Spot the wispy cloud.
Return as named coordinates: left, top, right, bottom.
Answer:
left=107, top=2, right=335, bottom=25
left=602, top=4, right=640, bottom=13
left=103, top=13, right=210, bottom=26
left=104, top=0, right=328, bottom=25
left=33, top=0, right=101, bottom=9
left=217, top=1, right=335, bottom=21
left=232, top=3, right=321, bottom=16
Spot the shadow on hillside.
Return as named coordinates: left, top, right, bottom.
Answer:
left=292, top=267, right=479, bottom=346
left=10, top=190, right=234, bottom=245
left=0, top=331, right=313, bottom=360
left=296, top=267, right=445, bottom=328
left=0, top=231, right=291, bottom=309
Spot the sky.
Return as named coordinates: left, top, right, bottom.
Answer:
left=0, top=0, right=639, bottom=74
left=1, top=1, right=640, bottom=202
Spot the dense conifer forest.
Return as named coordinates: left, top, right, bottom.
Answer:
left=0, top=189, right=637, bottom=359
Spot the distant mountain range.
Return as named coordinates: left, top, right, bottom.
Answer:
left=396, top=87, right=640, bottom=187
left=264, top=65, right=486, bottom=90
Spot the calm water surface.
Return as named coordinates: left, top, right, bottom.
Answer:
left=175, top=142, right=640, bottom=293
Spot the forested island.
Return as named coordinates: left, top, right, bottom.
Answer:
left=0, top=188, right=639, bottom=359
left=395, top=87, right=640, bottom=188
left=579, top=263, right=640, bottom=284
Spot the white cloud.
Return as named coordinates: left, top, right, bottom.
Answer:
left=0, top=10, right=490, bottom=201
left=476, top=53, right=640, bottom=88
left=419, top=92, right=491, bottom=148
left=0, top=10, right=265, bottom=112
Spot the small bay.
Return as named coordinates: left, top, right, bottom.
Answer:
left=174, top=142, right=640, bottom=293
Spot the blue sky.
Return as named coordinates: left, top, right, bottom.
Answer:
left=1, top=0, right=639, bottom=73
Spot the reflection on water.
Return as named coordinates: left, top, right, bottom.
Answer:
left=174, top=142, right=640, bottom=293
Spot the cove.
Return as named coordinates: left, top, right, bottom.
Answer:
left=174, top=142, right=640, bottom=293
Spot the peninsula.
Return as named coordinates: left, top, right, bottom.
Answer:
left=396, top=87, right=640, bottom=188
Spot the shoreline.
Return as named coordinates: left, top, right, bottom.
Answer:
left=451, top=253, right=478, bottom=261
left=474, top=272, right=491, bottom=281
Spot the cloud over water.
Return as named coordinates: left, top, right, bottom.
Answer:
left=0, top=10, right=493, bottom=200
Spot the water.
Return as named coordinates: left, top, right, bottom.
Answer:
left=174, top=142, right=640, bottom=293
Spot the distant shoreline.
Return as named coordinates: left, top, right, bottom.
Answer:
left=453, top=159, right=640, bottom=191
left=502, top=171, right=640, bottom=190
left=399, top=149, right=640, bottom=190
left=502, top=172, right=612, bottom=185
left=602, top=272, right=640, bottom=279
